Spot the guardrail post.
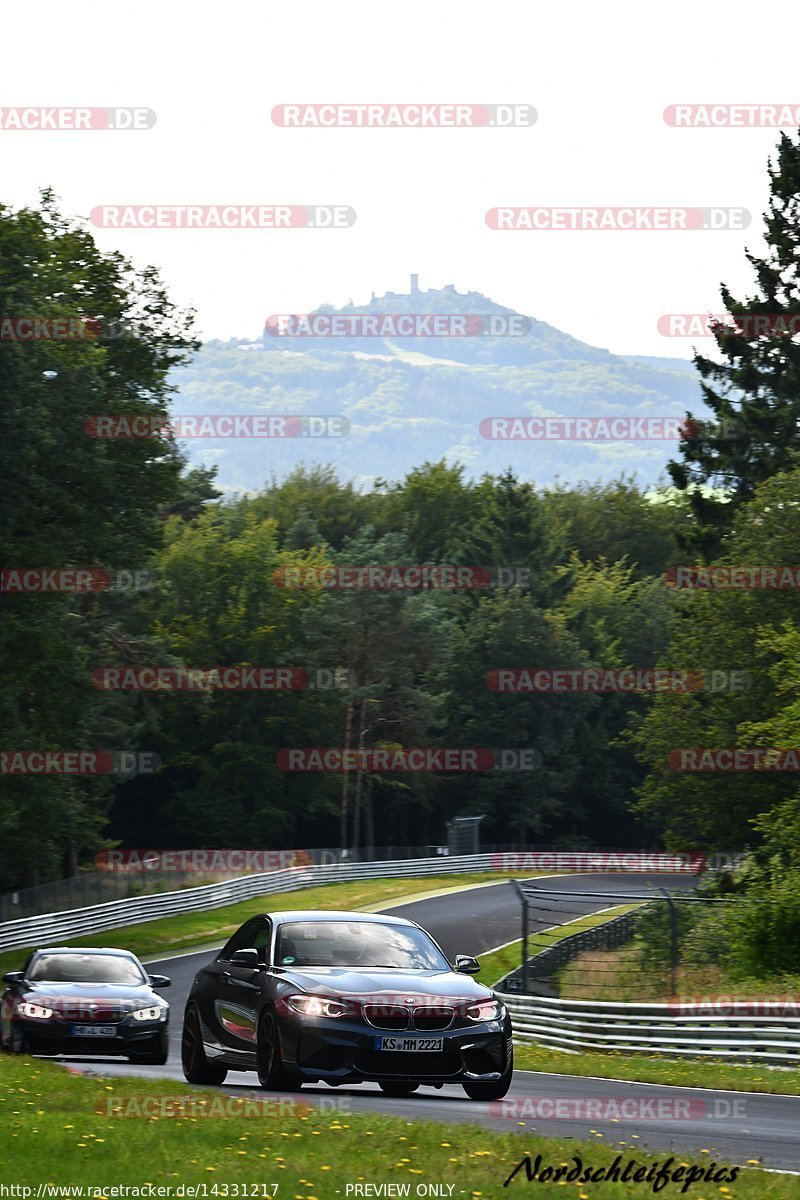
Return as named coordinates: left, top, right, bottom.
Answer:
left=511, top=879, right=528, bottom=993
left=659, top=887, right=679, bottom=996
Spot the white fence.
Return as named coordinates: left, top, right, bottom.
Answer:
left=499, top=992, right=800, bottom=1065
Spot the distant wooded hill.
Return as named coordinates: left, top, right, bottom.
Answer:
left=170, top=282, right=702, bottom=491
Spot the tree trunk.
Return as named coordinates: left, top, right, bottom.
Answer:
left=353, top=698, right=367, bottom=850
left=365, top=776, right=375, bottom=854
left=340, top=699, right=353, bottom=850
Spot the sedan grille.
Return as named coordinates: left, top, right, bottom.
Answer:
left=363, top=1005, right=410, bottom=1031
left=412, top=1007, right=454, bottom=1031
left=54, top=1005, right=127, bottom=1023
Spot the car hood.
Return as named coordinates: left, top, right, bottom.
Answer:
left=16, top=981, right=167, bottom=1012
left=271, top=967, right=494, bottom=1002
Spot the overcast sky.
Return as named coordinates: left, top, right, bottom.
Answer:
left=4, top=0, right=798, bottom=358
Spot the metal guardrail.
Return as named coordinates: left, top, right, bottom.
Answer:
left=3, top=844, right=711, bottom=921
left=0, top=846, right=457, bottom=921
left=0, top=850, right=702, bottom=954
left=0, top=853, right=501, bottom=952
left=497, top=991, right=800, bottom=1065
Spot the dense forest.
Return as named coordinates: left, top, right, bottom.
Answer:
left=3, top=134, right=800, bottom=943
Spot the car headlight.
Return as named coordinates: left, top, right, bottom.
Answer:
left=18, top=1002, right=54, bottom=1020
left=465, top=999, right=505, bottom=1022
left=285, top=994, right=352, bottom=1019
left=131, top=1005, right=167, bottom=1022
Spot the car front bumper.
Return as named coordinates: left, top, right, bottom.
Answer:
left=277, top=1012, right=513, bottom=1084
left=15, top=1015, right=168, bottom=1057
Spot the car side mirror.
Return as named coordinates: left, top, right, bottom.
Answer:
left=454, top=955, right=480, bottom=975
left=2, top=971, right=24, bottom=987
left=231, top=948, right=261, bottom=969
left=148, top=974, right=171, bottom=989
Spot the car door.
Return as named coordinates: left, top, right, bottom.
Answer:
left=213, top=918, right=271, bottom=1056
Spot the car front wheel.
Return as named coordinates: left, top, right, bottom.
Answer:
left=378, top=1081, right=419, bottom=1096
left=3, top=1024, right=27, bottom=1055
left=130, top=1029, right=170, bottom=1066
left=462, top=1053, right=513, bottom=1101
left=181, top=1008, right=227, bottom=1084
left=256, top=1010, right=302, bottom=1091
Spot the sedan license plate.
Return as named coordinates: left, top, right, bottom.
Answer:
left=71, top=1025, right=117, bottom=1038
left=376, top=1036, right=443, bottom=1052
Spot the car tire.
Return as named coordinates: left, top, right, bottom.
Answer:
left=378, top=1081, right=419, bottom=1096
left=181, top=1008, right=227, bottom=1085
left=256, top=1010, right=302, bottom=1091
left=5, top=1025, right=27, bottom=1055
left=130, top=1030, right=170, bottom=1066
left=462, top=1053, right=513, bottom=1101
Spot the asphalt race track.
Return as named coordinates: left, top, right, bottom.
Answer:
left=45, top=873, right=800, bottom=1173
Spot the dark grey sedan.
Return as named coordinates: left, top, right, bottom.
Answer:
left=182, top=909, right=513, bottom=1099
left=1, top=947, right=171, bottom=1063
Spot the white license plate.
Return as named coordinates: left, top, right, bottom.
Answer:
left=71, top=1025, right=117, bottom=1038
left=376, top=1036, right=443, bottom=1052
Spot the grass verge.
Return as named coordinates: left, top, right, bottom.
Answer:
left=0, top=1055, right=784, bottom=1196
left=512, top=1043, right=800, bottom=1097
left=0, top=873, right=519, bottom=978
left=558, top=945, right=800, bottom=1004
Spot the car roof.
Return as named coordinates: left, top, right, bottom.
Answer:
left=266, top=910, right=417, bottom=928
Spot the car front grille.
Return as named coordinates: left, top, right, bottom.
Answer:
left=412, top=1007, right=454, bottom=1031
left=55, top=1007, right=127, bottom=1023
left=364, top=1005, right=410, bottom=1031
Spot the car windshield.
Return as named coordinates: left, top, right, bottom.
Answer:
left=275, top=921, right=450, bottom=969
left=27, top=954, right=146, bottom=985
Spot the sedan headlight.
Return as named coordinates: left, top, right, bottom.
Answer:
left=465, top=999, right=505, bottom=1022
left=285, top=994, right=352, bottom=1019
left=131, top=1005, right=168, bottom=1022
left=18, top=1002, right=54, bottom=1020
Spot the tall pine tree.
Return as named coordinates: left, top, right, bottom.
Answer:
left=669, top=131, right=800, bottom=554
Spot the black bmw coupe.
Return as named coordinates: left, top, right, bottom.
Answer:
left=1, top=947, right=171, bottom=1063
left=181, top=909, right=513, bottom=1098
